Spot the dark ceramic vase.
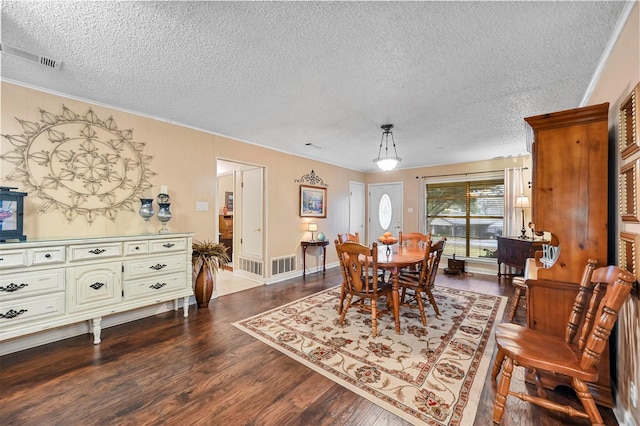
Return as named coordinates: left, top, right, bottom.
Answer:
left=194, top=265, right=214, bottom=308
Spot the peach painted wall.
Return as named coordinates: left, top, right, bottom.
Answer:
left=0, top=81, right=364, bottom=273
left=0, top=82, right=216, bottom=240
left=588, top=3, right=640, bottom=423
left=365, top=156, right=532, bottom=236
left=212, top=134, right=364, bottom=265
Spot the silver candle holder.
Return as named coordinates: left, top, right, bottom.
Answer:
left=138, top=198, right=154, bottom=233
left=157, top=192, right=171, bottom=234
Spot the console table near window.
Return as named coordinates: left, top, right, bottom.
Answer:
left=301, top=240, right=329, bottom=278
left=496, top=236, right=545, bottom=277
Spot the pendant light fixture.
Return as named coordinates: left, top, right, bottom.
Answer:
left=373, top=124, right=401, bottom=171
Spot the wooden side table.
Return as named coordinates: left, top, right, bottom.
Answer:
left=496, top=236, right=546, bottom=277
left=301, top=240, right=329, bottom=278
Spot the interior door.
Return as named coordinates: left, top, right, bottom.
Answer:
left=349, top=181, right=365, bottom=239
left=369, top=182, right=403, bottom=243
left=239, top=167, right=264, bottom=261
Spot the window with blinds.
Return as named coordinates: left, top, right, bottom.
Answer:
left=426, top=179, right=504, bottom=259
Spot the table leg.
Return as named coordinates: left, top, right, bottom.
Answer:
left=302, top=245, right=308, bottom=279
left=322, top=245, right=327, bottom=275
left=391, top=269, right=401, bottom=333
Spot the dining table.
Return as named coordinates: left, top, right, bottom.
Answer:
left=374, top=244, right=425, bottom=333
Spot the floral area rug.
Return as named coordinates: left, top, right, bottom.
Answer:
left=233, top=286, right=507, bottom=425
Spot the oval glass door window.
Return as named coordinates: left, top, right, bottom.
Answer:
left=378, top=194, right=392, bottom=230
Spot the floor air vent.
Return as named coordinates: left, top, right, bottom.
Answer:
left=238, top=257, right=263, bottom=276
left=272, top=255, right=297, bottom=275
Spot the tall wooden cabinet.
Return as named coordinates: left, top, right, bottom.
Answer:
left=527, top=103, right=609, bottom=283
left=524, top=103, right=613, bottom=406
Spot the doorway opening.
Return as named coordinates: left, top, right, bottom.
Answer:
left=216, top=159, right=266, bottom=295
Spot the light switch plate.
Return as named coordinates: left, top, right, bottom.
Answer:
left=195, top=201, right=209, bottom=211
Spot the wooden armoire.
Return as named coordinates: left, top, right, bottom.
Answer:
left=524, top=103, right=613, bottom=406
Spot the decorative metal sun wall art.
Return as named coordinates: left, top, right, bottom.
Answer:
left=1, top=105, right=156, bottom=223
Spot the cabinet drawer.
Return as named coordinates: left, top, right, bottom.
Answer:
left=67, top=262, right=121, bottom=312
left=149, top=238, right=187, bottom=254
left=123, top=255, right=186, bottom=279
left=69, top=242, right=122, bottom=261
left=124, top=273, right=187, bottom=299
left=0, top=269, right=65, bottom=301
left=124, top=241, right=149, bottom=256
left=0, top=250, right=28, bottom=269
left=30, top=246, right=66, bottom=265
left=0, top=292, right=65, bottom=329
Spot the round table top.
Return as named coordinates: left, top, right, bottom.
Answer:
left=375, top=245, right=424, bottom=268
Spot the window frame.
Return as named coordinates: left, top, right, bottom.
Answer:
left=423, top=174, right=504, bottom=259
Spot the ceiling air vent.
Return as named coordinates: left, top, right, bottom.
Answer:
left=0, top=43, right=62, bottom=70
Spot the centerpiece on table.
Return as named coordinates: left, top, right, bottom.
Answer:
left=192, top=240, right=230, bottom=308
left=377, top=232, right=398, bottom=255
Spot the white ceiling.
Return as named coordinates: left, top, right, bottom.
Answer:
left=0, top=1, right=631, bottom=173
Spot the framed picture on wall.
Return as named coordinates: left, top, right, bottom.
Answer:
left=620, top=160, right=640, bottom=222
left=300, top=185, right=327, bottom=218
left=225, top=192, right=233, bottom=212
left=619, top=82, right=640, bottom=159
left=619, top=231, right=640, bottom=298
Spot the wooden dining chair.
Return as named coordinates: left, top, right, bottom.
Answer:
left=398, top=231, right=431, bottom=249
left=508, top=234, right=561, bottom=322
left=398, top=231, right=432, bottom=276
left=397, top=238, right=446, bottom=326
left=335, top=240, right=392, bottom=337
left=334, top=238, right=360, bottom=315
left=491, top=261, right=635, bottom=425
left=338, top=232, right=360, bottom=244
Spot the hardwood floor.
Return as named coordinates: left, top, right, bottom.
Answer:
left=0, top=268, right=618, bottom=425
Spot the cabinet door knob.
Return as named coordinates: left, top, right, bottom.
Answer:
left=89, top=282, right=105, bottom=290
left=45, top=253, right=51, bottom=258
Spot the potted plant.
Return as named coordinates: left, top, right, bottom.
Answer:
left=192, top=240, right=231, bottom=308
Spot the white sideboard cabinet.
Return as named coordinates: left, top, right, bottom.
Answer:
left=0, top=233, right=193, bottom=347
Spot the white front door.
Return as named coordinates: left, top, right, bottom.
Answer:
left=369, top=182, right=403, bottom=243
left=349, top=181, right=365, bottom=240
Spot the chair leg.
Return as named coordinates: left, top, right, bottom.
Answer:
left=339, top=294, right=353, bottom=325
left=338, top=282, right=346, bottom=314
left=491, top=348, right=505, bottom=380
left=425, top=288, right=440, bottom=317
left=508, top=286, right=524, bottom=323
left=492, top=355, right=514, bottom=424
left=371, top=299, right=378, bottom=337
left=415, top=290, right=427, bottom=326
left=573, top=377, right=604, bottom=426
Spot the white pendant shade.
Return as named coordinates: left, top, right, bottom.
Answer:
left=374, top=157, right=400, bottom=171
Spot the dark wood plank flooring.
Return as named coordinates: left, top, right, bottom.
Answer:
left=0, top=268, right=618, bottom=425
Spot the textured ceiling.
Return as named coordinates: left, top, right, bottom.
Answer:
left=0, top=1, right=630, bottom=172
